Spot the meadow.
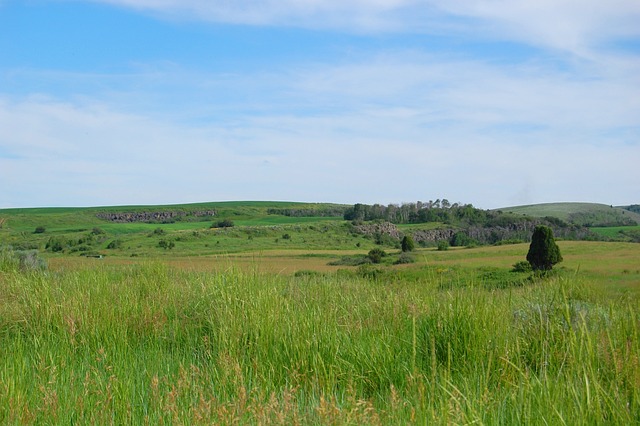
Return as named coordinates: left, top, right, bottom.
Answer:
left=1, top=241, right=639, bottom=424
left=1, top=202, right=639, bottom=423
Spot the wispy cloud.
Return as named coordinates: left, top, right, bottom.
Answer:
left=2, top=46, right=638, bottom=207
left=434, top=0, right=640, bottom=54
left=89, top=0, right=640, bottom=54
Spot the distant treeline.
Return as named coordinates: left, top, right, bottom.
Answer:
left=623, top=205, right=640, bottom=214
left=344, top=200, right=504, bottom=226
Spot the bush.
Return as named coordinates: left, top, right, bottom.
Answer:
left=158, top=239, right=175, bottom=250
left=45, top=237, right=66, bottom=253
left=16, top=250, right=48, bottom=271
left=512, top=261, right=533, bottom=273
left=91, top=227, right=106, bottom=235
left=106, top=239, right=123, bottom=249
left=394, top=252, right=415, bottom=265
left=0, top=248, right=47, bottom=272
left=34, top=226, right=46, bottom=234
left=356, top=264, right=386, bottom=280
left=213, top=219, right=235, bottom=228
left=450, top=231, right=470, bottom=247
left=374, top=232, right=400, bottom=248
left=437, top=240, right=449, bottom=251
left=367, top=248, right=387, bottom=264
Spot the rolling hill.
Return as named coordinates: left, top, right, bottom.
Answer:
left=495, top=202, right=640, bottom=227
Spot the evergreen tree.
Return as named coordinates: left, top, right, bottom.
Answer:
left=526, top=225, right=563, bottom=271
left=401, top=235, right=415, bottom=252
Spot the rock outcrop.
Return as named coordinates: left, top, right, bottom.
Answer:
left=352, top=222, right=403, bottom=239
left=352, top=219, right=591, bottom=245
left=96, top=210, right=217, bottom=223
left=411, top=229, right=457, bottom=243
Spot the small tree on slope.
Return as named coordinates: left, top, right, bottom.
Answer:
left=526, top=225, right=563, bottom=271
left=401, top=235, right=415, bottom=252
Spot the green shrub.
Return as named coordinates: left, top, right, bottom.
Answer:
left=0, top=247, right=47, bottom=272
left=356, top=264, right=386, bottom=280
left=512, top=260, right=533, bottom=273
left=213, top=219, right=235, bottom=228
left=374, top=232, right=400, bottom=248
left=91, top=227, right=106, bottom=235
left=158, top=239, right=175, bottom=250
left=34, top=226, right=46, bottom=234
left=450, top=231, right=473, bottom=247
left=437, top=240, right=449, bottom=251
left=106, top=239, right=123, bottom=250
left=45, top=237, right=66, bottom=253
left=367, top=248, right=387, bottom=264
left=328, top=256, right=371, bottom=266
left=479, top=267, right=527, bottom=289
left=394, top=252, right=415, bottom=265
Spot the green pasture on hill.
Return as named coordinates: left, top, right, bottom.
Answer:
left=498, top=202, right=640, bottom=226
left=0, top=201, right=346, bottom=231
left=592, top=225, right=640, bottom=238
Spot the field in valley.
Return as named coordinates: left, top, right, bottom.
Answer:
left=1, top=202, right=639, bottom=424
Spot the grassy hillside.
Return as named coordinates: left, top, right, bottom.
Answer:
left=0, top=201, right=347, bottom=230
left=2, top=201, right=638, bottom=261
left=0, top=201, right=369, bottom=258
left=497, top=202, right=640, bottom=226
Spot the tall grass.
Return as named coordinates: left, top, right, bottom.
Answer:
left=0, top=262, right=638, bottom=424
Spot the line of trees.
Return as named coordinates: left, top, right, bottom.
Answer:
left=344, top=200, right=493, bottom=226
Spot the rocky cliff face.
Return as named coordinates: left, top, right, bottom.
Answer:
left=352, top=222, right=456, bottom=243
left=96, top=210, right=217, bottom=223
left=412, top=229, right=457, bottom=243
left=352, top=222, right=403, bottom=239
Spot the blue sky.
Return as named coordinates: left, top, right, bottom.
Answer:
left=1, top=0, right=639, bottom=209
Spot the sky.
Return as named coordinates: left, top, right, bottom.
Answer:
left=1, top=0, right=639, bottom=209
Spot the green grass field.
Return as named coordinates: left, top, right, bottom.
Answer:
left=1, top=247, right=639, bottom=424
left=591, top=225, right=640, bottom=240
left=1, top=202, right=639, bottom=423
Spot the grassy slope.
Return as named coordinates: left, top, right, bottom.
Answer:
left=497, top=202, right=640, bottom=224
left=0, top=201, right=346, bottom=228
left=0, top=202, right=357, bottom=256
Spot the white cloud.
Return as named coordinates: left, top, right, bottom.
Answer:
left=87, top=0, right=640, bottom=55
left=2, top=45, right=639, bottom=208
left=435, top=0, right=640, bottom=54
left=0, top=97, right=247, bottom=207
